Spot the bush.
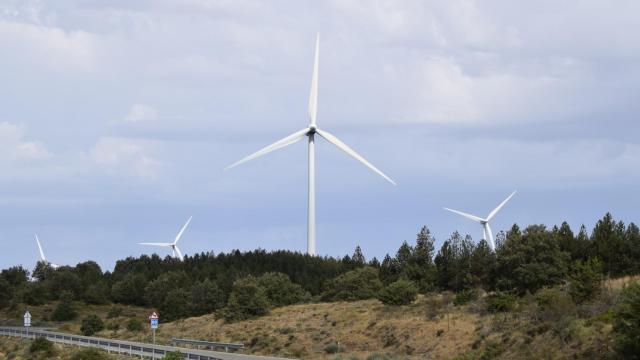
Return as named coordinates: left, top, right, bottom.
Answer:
left=126, top=318, right=144, bottom=332
left=163, top=352, right=183, bottom=360
left=107, top=306, right=123, bottom=319
left=51, top=291, right=77, bottom=321
left=81, top=314, right=104, bottom=336
left=257, top=272, right=305, bottom=307
left=534, top=287, right=576, bottom=322
left=222, top=276, right=271, bottom=322
left=70, top=348, right=108, bottom=360
left=378, top=279, right=418, bottom=305
left=486, top=291, right=518, bottom=313
left=453, top=288, right=478, bottom=306
left=322, top=267, right=383, bottom=302
left=324, top=341, right=342, bottom=354
left=568, top=258, right=602, bottom=303
left=29, top=337, right=55, bottom=356
left=612, top=280, right=640, bottom=358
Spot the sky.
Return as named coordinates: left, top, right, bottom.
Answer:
left=1, top=0, right=639, bottom=271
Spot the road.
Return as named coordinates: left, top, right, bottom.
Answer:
left=0, top=326, right=293, bottom=360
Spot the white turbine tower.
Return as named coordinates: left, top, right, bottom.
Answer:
left=225, top=33, right=396, bottom=256
left=35, top=234, right=60, bottom=269
left=444, top=191, right=517, bottom=250
left=139, top=216, right=192, bottom=261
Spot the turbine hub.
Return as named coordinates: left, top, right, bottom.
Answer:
left=308, top=126, right=317, bottom=134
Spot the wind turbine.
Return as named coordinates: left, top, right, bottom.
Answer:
left=139, top=216, right=192, bottom=261
left=225, top=33, right=396, bottom=256
left=443, top=191, right=517, bottom=250
left=35, top=234, right=60, bottom=269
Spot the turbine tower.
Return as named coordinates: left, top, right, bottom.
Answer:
left=35, top=234, right=60, bottom=269
left=225, top=34, right=396, bottom=256
left=443, top=191, right=517, bottom=250
left=139, top=216, right=192, bottom=261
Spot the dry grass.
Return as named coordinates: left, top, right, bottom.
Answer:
left=104, top=295, right=480, bottom=359
left=0, top=336, right=131, bottom=360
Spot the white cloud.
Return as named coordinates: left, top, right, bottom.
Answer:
left=89, top=137, right=162, bottom=180
left=0, top=122, right=51, bottom=161
left=124, top=104, right=158, bottom=123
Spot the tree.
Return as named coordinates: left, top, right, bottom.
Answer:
left=612, top=280, right=640, bottom=358
left=81, top=314, right=105, bottom=336
left=470, top=239, right=496, bottom=290
left=161, top=288, right=190, bottom=321
left=591, top=213, right=629, bottom=276
left=434, top=240, right=455, bottom=290
left=322, top=267, right=382, bottom=301
left=222, top=276, right=271, bottom=322
left=257, top=272, right=305, bottom=307
left=83, top=282, right=110, bottom=305
left=0, top=278, right=11, bottom=309
left=496, top=225, right=568, bottom=294
left=144, top=271, right=189, bottom=308
left=111, top=274, right=147, bottom=305
left=568, top=258, right=602, bottom=303
left=377, top=279, right=418, bottom=305
left=51, top=290, right=77, bottom=321
left=352, top=246, right=366, bottom=266
left=379, top=254, right=400, bottom=285
left=189, top=279, right=225, bottom=316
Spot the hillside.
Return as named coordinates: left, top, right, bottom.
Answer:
left=85, top=276, right=635, bottom=359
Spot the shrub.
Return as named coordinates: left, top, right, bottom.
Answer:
left=534, top=287, right=575, bottom=323
left=486, top=292, right=518, bottom=313
left=324, top=341, right=342, bottom=354
left=29, top=337, right=55, bottom=356
left=51, top=291, right=77, bottom=321
left=107, top=306, right=123, bottom=319
left=568, top=258, right=602, bottom=303
left=378, top=279, right=418, bottom=305
left=257, top=272, right=305, bottom=307
left=70, top=348, right=108, bottom=360
left=163, top=352, right=183, bottom=360
left=612, top=280, right=640, bottom=357
left=322, top=267, right=383, bottom=302
left=453, top=288, right=478, bottom=306
left=222, top=276, right=271, bottom=322
left=81, top=314, right=104, bottom=336
left=126, top=318, right=144, bottom=332
left=189, top=279, right=225, bottom=316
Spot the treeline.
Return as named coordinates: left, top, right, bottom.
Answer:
left=0, top=212, right=639, bottom=323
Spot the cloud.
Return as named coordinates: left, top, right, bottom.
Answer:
left=124, top=104, right=158, bottom=123
left=0, top=122, right=51, bottom=161
left=89, top=137, right=162, bottom=180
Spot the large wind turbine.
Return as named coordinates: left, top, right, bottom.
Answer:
left=225, top=34, right=396, bottom=256
left=139, top=216, right=192, bottom=261
left=35, top=234, right=60, bottom=269
left=443, top=191, right=517, bottom=250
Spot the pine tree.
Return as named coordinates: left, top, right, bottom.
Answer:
left=352, top=246, right=366, bottom=266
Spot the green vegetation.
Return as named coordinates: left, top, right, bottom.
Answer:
left=126, top=317, right=144, bottom=332
left=222, top=276, right=271, bottom=322
left=51, top=291, right=78, bottom=321
left=377, top=279, right=418, bottom=305
left=162, top=352, right=184, bottom=360
left=29, top=337, right=55, bottom=357
left=612, top=280, right=640, bottom=358
left=70, top=348, right=109, bottom=360
left=81, top=314, right=105, bottom=336
left=322, top=267, right=383, bottom=301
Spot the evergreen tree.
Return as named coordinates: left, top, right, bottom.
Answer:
left=352, top=246, right=366, bottom=266
left=470, top=239, right=496, bottom=290
left=222, top=276, right=271, bottom=322
left=188, top=279, right=225, bottom=316
left=321, top=267, right=383, bottom=301
left=496, top=225, right=568, bottom=294
left=379, top=254, right=400, bottom=285
left=434, top=240, right=455, bottom=290
left=591, top=213, right=629, bottom=276
left=51, top=291, right=77, bottom=321
left=257, top=272, right=305, bottom=307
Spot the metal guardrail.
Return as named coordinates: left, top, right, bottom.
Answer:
left=172, top=338, right=245, bottom=352
left=0, top=327, right=291, bottom=360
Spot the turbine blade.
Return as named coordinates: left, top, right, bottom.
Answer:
left=485, top=223, right=495, bottom=250
left=174, top=216, right=192, bottom=244
left=35, top=234, right=46, bottom=262
left=174, top=246, right=184, bottom=261
left=315, top=129, right=396, bottom=185
left=225, top=128, right=310, bottom=170
left=139, top=242, right=172, bottom=246
left=486, top=190, right=517, bottom=221
left=308, top=33, right=319, bottom=126
left=443, top=208, right=485, bottom=223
